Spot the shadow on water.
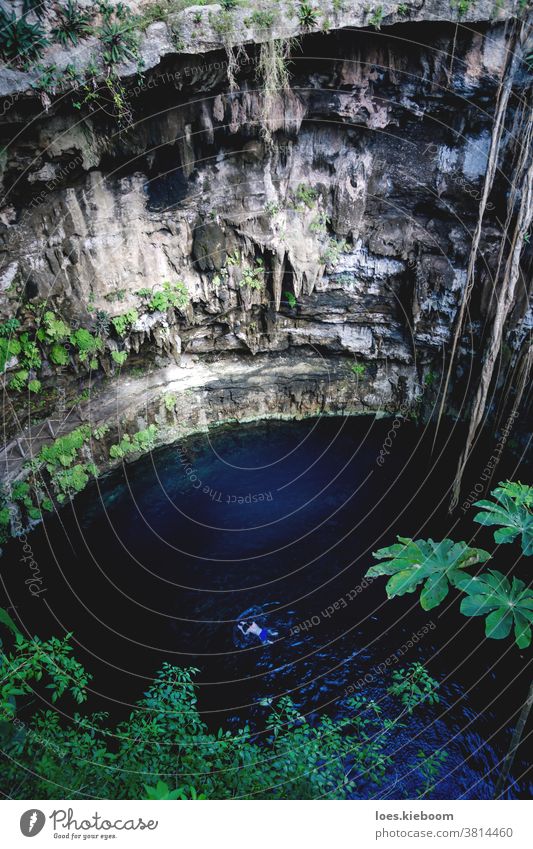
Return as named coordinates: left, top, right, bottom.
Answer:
left=1, top=414, right=531, bottom=799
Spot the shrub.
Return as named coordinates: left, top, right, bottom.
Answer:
left=0, top=657, right=446, bottom=799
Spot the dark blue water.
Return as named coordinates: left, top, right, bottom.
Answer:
left=1, top=415, right=531, bottom=799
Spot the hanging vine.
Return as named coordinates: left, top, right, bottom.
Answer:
left=450, top=79, right=533, bottom=510
left=435, top=19, right=525, bottom=452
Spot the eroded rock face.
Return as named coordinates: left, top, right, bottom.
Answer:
left=0, top=14, right=530, bottom=464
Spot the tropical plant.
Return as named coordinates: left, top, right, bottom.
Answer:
left=473, top=481, right=533, bottom=555
left=52, top=0, right=93, bottom=47
left=0, top=656, right=445, bottom=799
left=320, top=237, right=347, bottom=267
left=92, top=423, right=110, bottom=440
left=0, top=10, right=48, bottom=63
left=0, top=633, right=90, bottom=721
left=414, top=749, right=448, bottom=798
left=36, top=310, right=70, bottom=344
left=298, top=2, right=318, bottom=28
left=368, top=5, right=384, bottom=28
left=387, top=662, right=440, bottom=714
left=39, top=425, right=91, bottom=471
left=163, top=392, right=176, bottom=412
left=98, top=15, right=137, bottom=65
left=293, top=183, right=318, bottom=209
left=240, top=259, right=264, bottom=290
left=143, top=780, right=205, bottom=800
left=284, top=291, right=297, bottom=308
left=9, top=370, right=29, bottom=392
left=111, top=309, right=138, bottom=337
left=139, top=281, right=189, bottom=313
left=109, top=425, right=158, bottom=460
left=455, top=570, right=533, bottom=649
left=0, top=336, right=21, bottom=371
left=0, top=318, right=21, bottom=337
left=111, top=350, right=127, bottom=366
left=366, top=537, right=491, bottom=610
left=351, top=362, right=365, bottom=377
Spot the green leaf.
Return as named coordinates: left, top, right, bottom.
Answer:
left=484, top=608, right=513, bottom=640
left=459, top=569, right=533, bottom=648
left=366, top=537, right=490, bottom=610
left=0, top=607, right=20, bottom=637
left=420, top=572, right=449, bottom=610
left=473, top=481, right=533, bottom=556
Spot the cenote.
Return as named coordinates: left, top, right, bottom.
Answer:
left=2, top=415, right=531, bottom=800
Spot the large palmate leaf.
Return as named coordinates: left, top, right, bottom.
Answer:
left=473, top=481, right=533, bottom=556
left=365, top=537, right=491, bottom=610
left=456, top=569, right=533, bottom=649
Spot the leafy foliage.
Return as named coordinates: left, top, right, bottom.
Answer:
left=473, top=481, right=533, bottom=555
left=298, top=2, right=318, bottom=29
left=320, top=237, right=347, bottom=267
left=0, top=633, right=90, bottom=721
left=0, top=318, right=21, bottom=337
left=456, top=570, right=533, bottom=649
left=0, top=10, right=48, bottom=63
left=138, top=281, right=190, bottom=313
left=52, top=0, right=93, bottom=47
left=38, top=425, right=97, bottom=503
left=98, top=3, right=138, bottom=65
left=70, top=328, right=102, bottom=362
left=143, top=780, right=205, bottom=800
left=366, top=537, right=491, bottom=610
left=414, top=749, right=448, bottom=798
left=351, top=362, right=365, bottom=377
left=240, top=259, right=264, bottom=290
left=111, top=349, right=127, bottom=366
left=111, top=309, right=138, bottom=337
left=0, top=337, right=21, bottom=371
left=40, top=426, right=91, bottom=471
left=368, top=5, right=384, bottom=28
left=284, top=291, right=297, bottom=309
left=163, top=392, right=176, bottom=412
left=0, top=659, right=444, bottom=800
left=293, top=182, right=318, bottom=209
left=387, top=662, right=440, bottom=713
left=109, top=425, right=158, bottom=460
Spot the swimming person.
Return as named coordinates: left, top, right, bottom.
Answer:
left=237, top=620, right=278, bottom=645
